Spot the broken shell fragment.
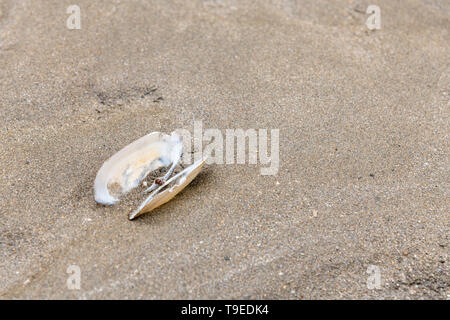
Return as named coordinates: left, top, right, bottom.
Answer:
left=128, top=158, right=206, bottom=220
left=93, top=131, right=205, bottom=220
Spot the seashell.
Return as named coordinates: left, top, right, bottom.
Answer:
left=94, top=131, right=206, bottom=219
left=94, top=131, right=182, bottom=205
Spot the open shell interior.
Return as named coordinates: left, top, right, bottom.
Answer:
left=93, top=131, right=205, bottom=219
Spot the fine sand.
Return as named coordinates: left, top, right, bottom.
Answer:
left=0, top=0, right=448, bottom=299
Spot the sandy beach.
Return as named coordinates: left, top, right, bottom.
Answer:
left=0, top=0, right=448, bottom=299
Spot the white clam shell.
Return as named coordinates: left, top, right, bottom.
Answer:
left=94, top=131, right=206, bottom=220
left=94, top=132, right=182, bottom=205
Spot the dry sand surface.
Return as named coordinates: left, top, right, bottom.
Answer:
left=0, top=0, right=449, bottom=299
